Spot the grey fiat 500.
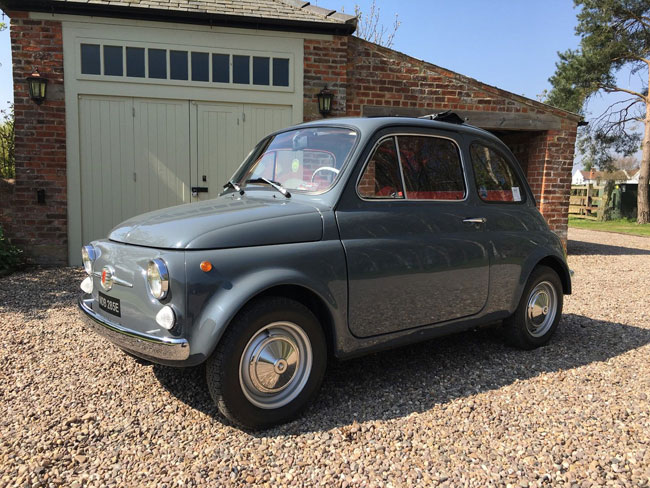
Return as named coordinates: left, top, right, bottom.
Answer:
left=78, top=115, right=571, bottom=429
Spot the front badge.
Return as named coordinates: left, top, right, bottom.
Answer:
left=100, top=265, right=114, bottom=291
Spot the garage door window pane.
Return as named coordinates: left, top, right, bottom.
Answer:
left=191, top=52, right=209, bottom=82
left=470, top=143, right=525, bottom=203
left=233, top=55, right=250, bottom=84
left=81, top=44, right=101, bottom=75
left=273, top=58, right=290, bottom=87
left=253, top=57, right=270, bottom=85
left=104, top=46, right=123, bottom=76
left=170, top=51, right=188, bottom=80
left=212, top=54, right=229, bottom=83
left=148, top=49, right=167, bottom=79
left=397, top=136, right=465, bottom=200
left=358, top=138, right=404, bottom=199
left=126, top=47, right=145, bottom=78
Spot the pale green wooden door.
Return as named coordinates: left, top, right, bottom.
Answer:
left=79, top=95, right=136, bottom=244
left=78, top=98, right=291, bottom=243
left=194, top=102, right=293, bottom=200
left=133, top=99, right=191, bottom=215
left=195, top=102, right=244, bottom=200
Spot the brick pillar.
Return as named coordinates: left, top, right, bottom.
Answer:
left=303, top=36, right=348, bottom=121
left=526, top=121, right=577, bottom=246
left=9, top=12, right=67, bottom=265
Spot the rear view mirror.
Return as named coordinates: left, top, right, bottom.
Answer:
left=292, top=132, right=309, bottom=151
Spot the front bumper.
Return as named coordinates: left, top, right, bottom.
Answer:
left=78, top=296, right=190, bottom=361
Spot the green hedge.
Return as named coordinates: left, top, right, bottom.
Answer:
left=0, top=226, right=22, bottom=275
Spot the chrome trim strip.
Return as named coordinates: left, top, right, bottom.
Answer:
left=355, top=132, right=470, bottom=203
left=394, top=136, right=409, bottom=200
left=92, top=271, right=133, bottom=288
left=463, top=217, right=487, bottom=224
left=78, top=296, right=189, bottom=361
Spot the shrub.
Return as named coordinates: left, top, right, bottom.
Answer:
left=0, top=104, right=15, bottom=179
left=0, top=226, right=22, bottom=275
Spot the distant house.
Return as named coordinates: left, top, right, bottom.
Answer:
left=572, top=169, right=640, bottom=186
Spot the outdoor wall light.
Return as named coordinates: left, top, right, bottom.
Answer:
left=317, top=86, right=334, bottom=116
left=26, top=69, right=48, bottom=105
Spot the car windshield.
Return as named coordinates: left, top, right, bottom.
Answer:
left=234, top=127, right=358, bottom=194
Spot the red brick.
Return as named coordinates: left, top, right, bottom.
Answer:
left=7, top=16, right=67, bottom=265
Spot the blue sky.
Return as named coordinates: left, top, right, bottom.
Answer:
left=0, top=1, right=644, bottom=166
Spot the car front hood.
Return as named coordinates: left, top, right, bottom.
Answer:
left=108, top=194, right=324, bottom=249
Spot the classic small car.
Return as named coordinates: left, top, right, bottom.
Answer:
left=78, top=114, right=571, bottom=429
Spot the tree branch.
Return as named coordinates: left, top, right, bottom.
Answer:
left=620, top=8, right=650, bottom=30
left=599, top=84, right=648, bottom=101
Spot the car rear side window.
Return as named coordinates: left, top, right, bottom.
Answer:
left=397, top=136, right=465, bottom=200
left=358, top=138, right=405, bottom=199
left=470, top=142, right=525, bottom=203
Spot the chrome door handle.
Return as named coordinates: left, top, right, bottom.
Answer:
left=463, top=217, right=487, bottom=224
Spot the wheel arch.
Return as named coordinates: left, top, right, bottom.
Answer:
left=508, top=252, right=571, bottom=316
left=251, top=284, right=337, bottom=357
left=534, top=255, right=572, bottom=295
left=192, top=273, right=341, bottom=364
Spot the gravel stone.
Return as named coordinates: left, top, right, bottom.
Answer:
left=2, top=228, right=650, bottom=486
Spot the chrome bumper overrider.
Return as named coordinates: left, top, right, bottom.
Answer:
left=78, top=297, right=190, bottom=361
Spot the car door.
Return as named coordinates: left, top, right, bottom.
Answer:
left=335, top=129, right=490, bottom=338
left=467, top=139, right=548, bottom=306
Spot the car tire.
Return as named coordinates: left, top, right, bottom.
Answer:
left=503, top=265, right=563, bottom=350
left=206, top=296, right=327, bottom=430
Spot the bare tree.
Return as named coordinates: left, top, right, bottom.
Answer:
left=348, top=1, right=400, bottom=49
left=612, top=155, right=640, bottom=171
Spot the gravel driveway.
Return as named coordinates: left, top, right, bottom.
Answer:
left=2, top=228, right=650, bottom=487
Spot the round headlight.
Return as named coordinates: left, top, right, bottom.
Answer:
left=81, top=245, right=96, bottom=275
left=147, top=259, right=169, bottom=300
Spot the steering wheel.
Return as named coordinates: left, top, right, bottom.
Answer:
left=311, top=166, right=340, bottom=183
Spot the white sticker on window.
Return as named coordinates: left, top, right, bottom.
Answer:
left=512, top=186, right=521, bottom=202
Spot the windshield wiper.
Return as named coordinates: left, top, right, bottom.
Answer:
left=223, top=180, right=244, bottom=195
left=246, top=177, right=291, bottom=198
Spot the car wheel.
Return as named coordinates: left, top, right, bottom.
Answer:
left=504, top=265, right=563, bottom=350
left=206, top=296, right=327, bottom=430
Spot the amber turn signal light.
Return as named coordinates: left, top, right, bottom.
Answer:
left=200, top=261, right=213, bottom=272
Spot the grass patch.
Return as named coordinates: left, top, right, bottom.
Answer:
left=568, top=215, right=650, bottom=237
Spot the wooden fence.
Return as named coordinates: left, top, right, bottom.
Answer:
left=569, top=184, right=602, bottom=216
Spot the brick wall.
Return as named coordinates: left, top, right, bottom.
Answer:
left=9, top=12, right=67, bottom=265
left=303, top=36, right=348, bottom=121
left=526, top=120, right=578, bottom=244
left=344, top=38, right=574, bottom=120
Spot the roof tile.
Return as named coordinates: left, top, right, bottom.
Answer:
left=42, top=0, right=356, bottom=24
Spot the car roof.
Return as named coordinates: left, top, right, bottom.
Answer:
left=293, top=116, right=505, bottom=145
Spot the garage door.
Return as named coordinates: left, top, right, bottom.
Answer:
left=79, top=96, right=292, bottom=243
left=195, top=102, right=292, bottom=200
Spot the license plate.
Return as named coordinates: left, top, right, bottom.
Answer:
left=98, top=291, right=121, bottom=317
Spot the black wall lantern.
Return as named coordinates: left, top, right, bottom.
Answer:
left=317, top=86, right=334, bottom=116
left=27, top=69, right=48, bottom=105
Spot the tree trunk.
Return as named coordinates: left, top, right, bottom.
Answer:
left=638, top=98, right=650, bottom=224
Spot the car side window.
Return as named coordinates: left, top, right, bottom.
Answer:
left=470, top=142, right=525, bottom=203
left=397, top=136, right=465, bottom=200
left=358, top=137, right=405, bottom=199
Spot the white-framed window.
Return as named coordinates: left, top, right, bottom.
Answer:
left=76, top=39, right=294, bottom=92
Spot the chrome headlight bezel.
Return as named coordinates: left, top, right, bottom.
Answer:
left=147, top=259, right=169, bottom=300
left=81, top=245, right=97, bottom=275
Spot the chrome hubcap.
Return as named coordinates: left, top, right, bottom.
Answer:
left=239, top=322, right=312, bottom=409
left=525, top=281, right=557, bottom=337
